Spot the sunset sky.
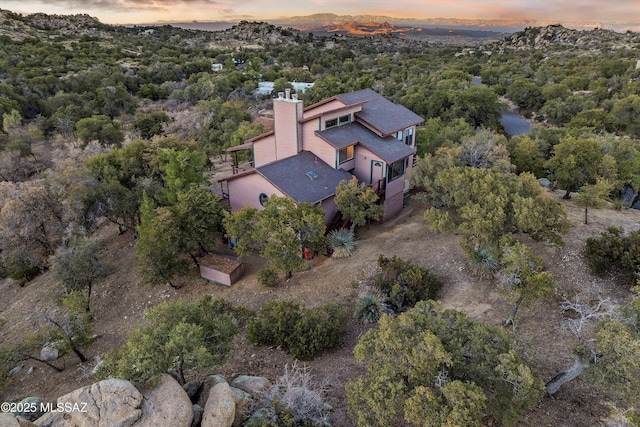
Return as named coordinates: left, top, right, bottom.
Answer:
left=2, top=0, right=640, bottom=27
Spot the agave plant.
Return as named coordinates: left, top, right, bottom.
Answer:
left=327, top=228, right=356, bottom=258
left=354, top=290, right=392, bottom=323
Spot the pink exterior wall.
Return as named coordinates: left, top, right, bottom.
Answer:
left=304, top=99, right=350, bottom=117
left=353, top=146, right=383, bottom=185
left=385, top=175, right=406, bottom=201
left=300, top=123, right=336, bottom=166
left=383, top=191, right=404, bottom=220
left=253, top=134, right=277, bottom=167
left=273, top=97, right=303, bottom=160
left=228, top=173, right=285, bottom=212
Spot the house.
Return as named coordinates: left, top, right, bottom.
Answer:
left=222, top=88, right=424, bottom=223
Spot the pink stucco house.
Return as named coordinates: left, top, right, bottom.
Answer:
left=222, top=88, right=424, bottom=223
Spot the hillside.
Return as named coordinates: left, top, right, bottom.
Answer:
left=1, top=7, right=640, bottom=427
left=493, top=24, right=640, bottom=51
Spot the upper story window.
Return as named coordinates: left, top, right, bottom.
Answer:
left=387, top=158, right=408, bottom=182
left=404, top=127, right=414, bottom=146
left=325, top=114, right=351, bottom=130
left=338, top=145, right=354, bottom=164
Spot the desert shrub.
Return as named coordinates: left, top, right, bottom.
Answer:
left=6, top=253, right=39, bottom=283
left=247, top=362, right=330, bottom=427
left=290, top=303, right=347, bottom=360
left=248, top=300, right=347, bottom=360
left=585, top=226, right=640, bottom=286
left=258, top=265, right=280, bottom=287
left=327, top=228, right=355, bottom=258
left=370, top=255, right=442, bottom=312
left=467, top=246, right=501, bottom=278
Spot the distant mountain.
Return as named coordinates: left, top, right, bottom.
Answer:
left=293, top=20, right=507, bottom=41
left=271, top=13, right=638, bottom=33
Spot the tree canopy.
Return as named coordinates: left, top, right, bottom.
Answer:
left=97, top=296, right=242, bottom=385
left=347, top=300, right=544, bottom=427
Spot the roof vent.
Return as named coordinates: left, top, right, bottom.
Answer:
left=306, top=171, right=319, bottom=180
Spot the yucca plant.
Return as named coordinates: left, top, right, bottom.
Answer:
left=354, top=290, right=390, bottom=323
left=467, top=246, right=501, bottom=278
left=327, top=228, right=356, bottom=258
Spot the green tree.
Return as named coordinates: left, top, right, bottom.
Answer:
left=171, top=185, right=229, bottom=260
left=574, top=177, right=614, bottom=224
left=43, top=291, right=95, bottom=363
left=135, top=195, right=187, bottom=288
left=545, top=135, right=605, bottom=199
left=49, top=236, right=113, bottom=312
left=347, top=300, right=544, bottom=427
left=133, top=111, right=172, bottom=140
left=423, top=167, right=571, bottom=256
left=157, top=147, right=208, bottom=205
left=612, top=95, right=640, bottom=137
left=498, top=239, right=557, bottom=325
left=97, top=297, right=240, bottom=385
left=224, top=196, right=326, bottom=279
left=507, top=78, right=545, bottom=110
left=334, top=176, right=383, bottom=231
left=76, top=115, right=124, bottom=148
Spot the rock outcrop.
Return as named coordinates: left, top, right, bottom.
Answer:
left=34, top=375, right=191, bottom=427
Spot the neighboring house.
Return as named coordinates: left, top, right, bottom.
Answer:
left=222, top=88, right=424, bottom=223
left=256, top=81, right=315, bottom=97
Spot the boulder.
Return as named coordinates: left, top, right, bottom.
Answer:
left=229, top=387, right=252, bottom=427
left=229, top=376, right=270, bottom=397
left=183, top=380, right=201, bottom=402
left=35, top=378, right=143, bottom=427
left=40, top=345, right=58, bottom=362
left=135, top=374, right=193, bottom=427
left=13, top=397, right=45, bottom=421
left=0, top=413, right=37, bottom=427
left=201, top=382, right=236, bottom=427
left=191, top=404, right=204, bottom=427
left=197, top=374, right=227, bottom=407
left=34, top=375, right=194, bottom=427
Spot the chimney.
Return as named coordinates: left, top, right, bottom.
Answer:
left=292, top=93, right=298, bottom=101
left=285, top=88, right=291, bottom=99
left=277, top=92, right=284, bottom=99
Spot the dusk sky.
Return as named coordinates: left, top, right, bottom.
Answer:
left=2, top=0, right=640, bottom=27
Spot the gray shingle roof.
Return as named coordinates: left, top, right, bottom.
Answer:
left=336, top=88, right=424, bottom=135
left=318, top=122, right=415, bottom=164
left=257, top=151, right=353, bottom=204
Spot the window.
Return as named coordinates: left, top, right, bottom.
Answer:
left=325, top=118, right=338, bottom=129
left=338, top=145, right=354, bottom=164
left=258, top=193, right=269, bottom=206
left=404, top=127, right=414, bottom=146
left=396, top=130, right=404, bottom=141
left=325, top=114, right=350, bottom=130
left=387, top=159, right=407, bottom=182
